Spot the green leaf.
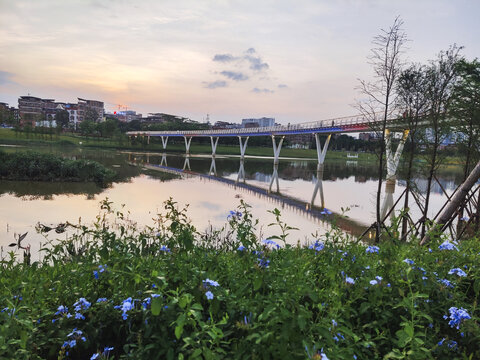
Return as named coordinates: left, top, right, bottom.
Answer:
left=192, top=349, right=202, bottom=358
left=175, top=325, right=184, bottom=339
left=253, top=276, right=262, bottom=291
left=151, top=297, right=162, bottom=316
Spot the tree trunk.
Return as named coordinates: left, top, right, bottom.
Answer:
left=420, top=160, right=480, bottom=245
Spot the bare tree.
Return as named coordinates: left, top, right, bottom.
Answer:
left=419, top=45, right=463, bottom=239
left=357, top=17, right=407, bottom=242
left=396, top=64, right=429, bottom=238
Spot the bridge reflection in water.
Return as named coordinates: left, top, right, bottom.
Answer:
left=128, top=153, right=372, bottom=237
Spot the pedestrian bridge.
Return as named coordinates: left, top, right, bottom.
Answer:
left=126, top=113, right=410, bottom=179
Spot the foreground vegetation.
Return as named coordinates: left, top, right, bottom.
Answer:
left=0, top=150, right=116, bottom=187
left=1, top=200, right=479, bottom=359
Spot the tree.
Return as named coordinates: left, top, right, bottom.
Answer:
left=396, top=63, right=430, bottom=238
left=419, top=45, right=463, bottom=238
left=84, top=108, right=99, bottom=123
left=79, top=119, right=96, bottom=137
left=357, top=17, right=407, bottom=242
left=55, top=109, right=70, bottom=132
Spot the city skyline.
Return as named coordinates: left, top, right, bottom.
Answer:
left=1, top=0, right=479, bottom=124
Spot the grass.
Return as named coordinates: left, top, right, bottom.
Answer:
left=1, top=199, right=479, bottom=359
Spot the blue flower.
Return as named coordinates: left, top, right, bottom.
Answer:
left=403, top=258, right=414, bottom=265
left=366, top=245, right=379, bottom=254
left=332, top=319, right=337, bottom=327
left=438, top=241, right=458, bottom=251
left=320, top=208, right=332, bottom=215
left=205, top=291, right=214, bottom=300
left=115, top=297, right=134, bottom=320
left=369, top=279, right=378, bottom=285
left=74, top=313, right=85, bottom=320
left=74, top=298, right=91, bottom=312
left=96, top=298, right=108, bottom=303
left=345, top=277, right=355, bottom=285
left=55, top=305, right=68, bottom=316
left=263, top=239, right=281, bottom=249
left=90, top=354, right=99, bottom=360
left=448, top=268, right=467, bottom=277
left=438, top=279, right=454, bottom=288
left=375, top=276, right=383, bottom=282
left=160, top=245, right=171, bottom=252
left=446, top=307, right=471, bottom=329
left=203, top=279, right=220, bottom=287
left=309, top=241, right=325, bottom=252
left=103, top=346, right=114, bottom=355
left=237, top=245, right=246, bottom=251
left=93, top=271, right=99, bottom=279
left=257, top=257, right=270, bottom=268
left=438, top=338, right=445, bottom=346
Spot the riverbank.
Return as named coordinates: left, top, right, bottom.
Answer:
left=1, top=200, right=478, bottom=359
left=0, top=128, right=376, bottom=162
left=0, top=150, right=116, bottom=187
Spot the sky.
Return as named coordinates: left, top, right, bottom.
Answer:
left=0, top=0, right=479, bottom=124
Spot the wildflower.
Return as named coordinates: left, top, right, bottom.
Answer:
left=74, top=298, right=91, bottom=312
left=203, top=279, right=220, bottom=287
left=90, top=354, right=99, bottom=360
left=309, top=241, right=325, bottom=252
left=237, top=245, right=246, bottom=251
left=320, top=208, right=332, bottom=215
left=263, top=239, right=281, bottom=249
left=438, top=338, right=445, bottom=346
left=227, top=210, right=242, bottom=219
left=331, top=319, right=337, bottom=327
left=96, top=298, right=108, bottom=303
left=345, top=277, right=355, bottom=285
left=448, top=268, right=467, bottom=277
left=438, top=279, right=454, bottom=288
left=445, top=307, right=471, bottom=329
left=438, top=241, right=458, bottom=251
left=257, top=257, right=270, bottom=268
left=375, top=276, right=382, bottom=282
left=403, top=258, right=414, bottom=265
left=366, top=245, right=379, bottom=254
left=447, top=340, right=458, bottom=349
left=460, top=216, right=469, bottom=221
left=114, top=297, right=134, bottom=320
left=55, top=305, right=69, bottom=316
left=103, top=346, right=114, bottom=355
left=160, top=245, right=171, bottom=252
left=205, top=291, right=214, bottom=300
left=74, top=313, right=85, bottom=320
left=369, top=279, right=378, bottom=285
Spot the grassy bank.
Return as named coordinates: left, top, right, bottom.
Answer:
left=0, top=150, right=116, bottom=187
left=0, top=128, right=377, bottom=161
left=1, top=200, right=479, bottom=359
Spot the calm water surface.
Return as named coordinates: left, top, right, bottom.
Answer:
left=0, top=145, right=463, bottom=256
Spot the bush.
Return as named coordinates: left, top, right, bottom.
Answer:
left=0, top=150, right=116, bottom=187
left=0, top=200, right=479, bottom=359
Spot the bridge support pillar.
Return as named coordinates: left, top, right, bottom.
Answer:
left=183, top=156, right=191, bottom=171
left=236, top=159, right=245, bottom=183
left=311, top=163, right=325, bottom=208
left=160, top=153, right=167, bottom=167
left=272, top=135, right=285, bottom=164
left=209, top=157, right=217, bottom=176
left=161, top=136, right=169, bottom=150
left=147, top=136, right=150, bottom=145
left=184, top=136, right=192, bottom=155
left=268, top=162, right=280, bottom=193
left=210, top=136, right=219, bottom=157
left=385, top=129, right=410, bottom=180
left=315, top=133, right=331, bottom=164
left=238, top=136, right=249, bottom=159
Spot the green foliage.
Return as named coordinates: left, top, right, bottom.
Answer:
left=1, top=200, right=480, bottom=359
left=0, top=150, right=116, bottom=186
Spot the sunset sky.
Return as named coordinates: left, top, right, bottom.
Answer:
left=0, top=0, right=479, bottom=124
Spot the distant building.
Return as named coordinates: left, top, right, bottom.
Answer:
left=241, top=117, right=275, bottom=128
left=78, top=98, right=104, bottom=122
left=212, top=121, right=241, bottom=129
left=115, top=110, right=142, bottom=122
left=143, top=113, right=191, bottom=124
left=18, top=96, right=44, bottom=125
left=65, top=103, right=79, bottom=129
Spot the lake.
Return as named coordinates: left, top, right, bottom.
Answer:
left=0, top=145, right=463, bottom=257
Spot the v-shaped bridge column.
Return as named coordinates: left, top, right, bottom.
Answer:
left=210, top=136, right=219, bottom=157
left=268, top=162, right=280, bottom=193
left=183, top=156, right=191, bottom=171
left=311, top=163, right=325, bottom=208
left=385, top=129, right=410, bottom=180
left=161, top=136, right=169, bottom=150
left=209, top=157, right=217, bottom=176
left=236, top=159, right=245, bottom=183
left=381, top=178, right=396, bottom=221
left=238, top=136, right=249, bottom=159
left=160, top=153, right=167, bottom=167
left=315, top=133, right=331, bottom=164
left=272, top=135, right=285, bottom=164
left=184, top=136, right=192, bottom=155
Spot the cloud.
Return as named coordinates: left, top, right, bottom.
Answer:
left=0, top=71, right=15, bottom=85
left=212, top=54, right=237, bottom=62
left=220, top=71, right=249, bottom=81
left=252, top=87, right=274, bottom=94
left=245, top=55, right=269, bottom=72
left=245, top=48, right=256, bottom=54
left=203, top=80, right=227, bottom=89
left=278, top=84, right=288, bottom=88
